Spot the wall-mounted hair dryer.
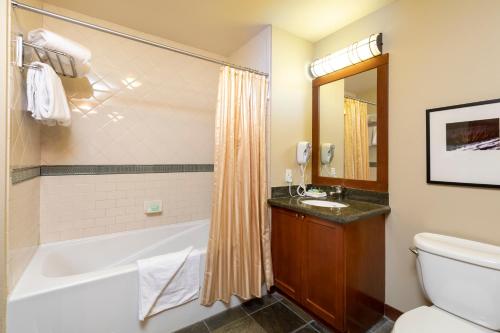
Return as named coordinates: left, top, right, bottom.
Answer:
left=296, top=141, right=311, bottom=196
left=321, top=143, right=335, bottom=165
left=296, top=141, right=312, bottom=165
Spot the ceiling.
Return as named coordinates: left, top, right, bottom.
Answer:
left=42, top=0, right=395, bottom=56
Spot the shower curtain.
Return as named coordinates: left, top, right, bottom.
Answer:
left=201, top=66, right=273, bottom=305
left=344, top=98, right=370, bottom=180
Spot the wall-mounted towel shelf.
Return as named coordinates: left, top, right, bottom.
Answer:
left=15, top=35, right=77, bottom=78
left=11, top=1, right=268, bottom=77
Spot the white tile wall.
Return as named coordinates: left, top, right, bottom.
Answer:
left=7, top=178, right=40, bottom=291
left=7, top=1, right=43, bottom=291
left=31, top=5, right=222, bottom=243
left=9, top=3, right=222, bottom=255
left=35, top=6, right=220, bottom=243
left=40, top=172, right=213, bottom=243
left=40, top=6, right=220, bottom=165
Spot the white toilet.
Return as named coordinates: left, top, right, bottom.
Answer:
left=393, top=232, right=500, bottom=333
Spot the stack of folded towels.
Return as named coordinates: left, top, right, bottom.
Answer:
left=28, top=28, right=92, bottom=77
left=25, top=29, right=92, bottom=126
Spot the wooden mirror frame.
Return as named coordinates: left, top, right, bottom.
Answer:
left=312, top=54, right=389, bottom=192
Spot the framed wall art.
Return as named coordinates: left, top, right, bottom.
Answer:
left=427, top=98, right=500, bottom=188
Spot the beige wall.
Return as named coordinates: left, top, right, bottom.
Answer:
left=270, top=27, right=313, bottom=187
left=229, top=26, right=271, bottom=75
left=7, top=0, right=43, bottom=292
left=1, top=0, right=9, bottom=329
left=314, top=0, right=500, bottom=311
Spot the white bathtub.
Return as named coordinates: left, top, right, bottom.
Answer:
left=7, top=219, right=241, bottom=333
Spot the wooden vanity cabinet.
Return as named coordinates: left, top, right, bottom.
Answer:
left=271, top=207, right=385, bottom=333
left=302, top=215, right=345, bottom=330
left=271, top=208, right=303, bottom=300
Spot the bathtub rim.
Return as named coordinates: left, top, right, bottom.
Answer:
left=8, top=219, right=210, bottom=302
left=41, top=218, right=209, bottom=248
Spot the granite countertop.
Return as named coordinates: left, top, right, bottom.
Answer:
left=268, top=196, right=391, bottom=224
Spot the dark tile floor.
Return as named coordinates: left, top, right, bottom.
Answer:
left=174, top=293, right=394, bottom=333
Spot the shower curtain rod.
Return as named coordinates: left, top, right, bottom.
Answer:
left=344, top=96, right=376, bottom=106
left=11, top=0, right=269, bottom=77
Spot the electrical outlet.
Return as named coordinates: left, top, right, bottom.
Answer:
left=144, top=200, right=162, bottom=215
left=285, top=169, right=293, bottom=183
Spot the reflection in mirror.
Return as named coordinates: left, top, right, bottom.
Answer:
left=319, top=68, right=377, bottom=181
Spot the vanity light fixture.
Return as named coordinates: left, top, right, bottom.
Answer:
left=310, top=33, right=383, bottom=78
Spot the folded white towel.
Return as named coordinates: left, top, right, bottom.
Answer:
left=28, top=28, right=91, bottom=77
left=137, top=247, right=201, bottom=320
left=26, top=61, right=71, bottom=126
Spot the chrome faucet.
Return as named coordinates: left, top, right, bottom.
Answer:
left=329, top=185, right=345, bottom=200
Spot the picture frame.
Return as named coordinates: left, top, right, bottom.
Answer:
left=426, top=98, right=500, bottom=188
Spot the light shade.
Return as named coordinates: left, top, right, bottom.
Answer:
left=310, top=33, right=383, bottom=78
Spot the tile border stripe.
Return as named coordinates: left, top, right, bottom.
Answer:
left=11, top=164, right=214, bottom=184
left=41, top=164, right=215, bottom=176
left=11, top=166, right=41, bottom=184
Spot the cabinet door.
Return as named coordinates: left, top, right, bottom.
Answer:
left=271, top=208, right=302, bottom=301
left=302, top=215, right=345, bottom=331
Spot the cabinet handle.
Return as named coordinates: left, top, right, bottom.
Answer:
left=300, top=215, right=305, bottom=220
left=295, top=213, right=299, bottom=218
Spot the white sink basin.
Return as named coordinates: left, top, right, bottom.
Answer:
left=301, top=200, right=348, bottom=208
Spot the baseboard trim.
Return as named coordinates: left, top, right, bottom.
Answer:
left=384, top=304, right=403, bottom=321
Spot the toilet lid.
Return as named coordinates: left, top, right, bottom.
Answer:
left=393, top=306, right=495, bottom=333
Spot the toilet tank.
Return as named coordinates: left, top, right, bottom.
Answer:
left=414, top=233, right=500, bottom=331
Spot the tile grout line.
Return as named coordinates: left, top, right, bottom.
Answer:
left=201, top=319, right=211, bottom=332
left=290, top=322, right=319, bottom=333
left=278, top=298, right=316, bottom=327
left=251, top=294, right=317, bottom=333
left=195, top=294, right=313, bottom=333
left=246, top=313, right=267, bottom=331
left=246, top=296, right=312, bottom=333
left=244, top=297, right=280, bottom=316
left=185, top=294, right=390, bottom=333
left=203, top=305, right=250, bottom=332
left=307, top=323, right=322, bottom=333
left=368, top=317, right=394, bottom=333
left=206, top=306, right=260, bottom=333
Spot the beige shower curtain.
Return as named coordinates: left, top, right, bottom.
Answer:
left=201, top=66, right=273, bottom=305
left=344, top=98, right=370, bottom=180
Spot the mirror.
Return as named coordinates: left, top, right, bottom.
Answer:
left=312, top=54, right=388, bottom=192
left=319, top=68, right=377, bottom=180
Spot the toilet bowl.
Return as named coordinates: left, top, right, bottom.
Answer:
left=393, top=306, right=494, bottom=333
left=393, top=233, right=500, bottom=332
